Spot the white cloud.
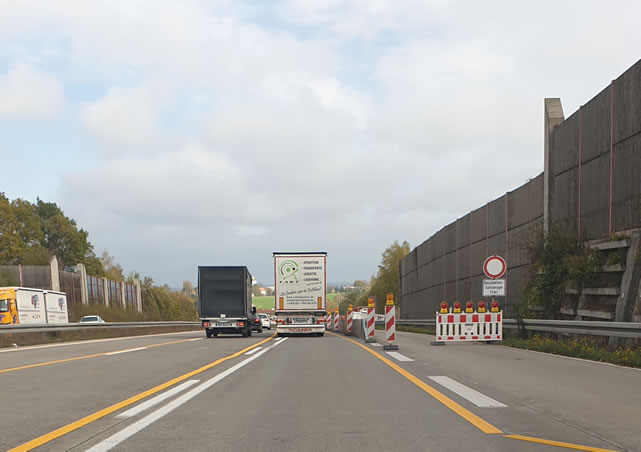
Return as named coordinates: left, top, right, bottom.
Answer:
left=1, top=0, right=640, bottom=285
left=0, top=63, right=65, bottom=120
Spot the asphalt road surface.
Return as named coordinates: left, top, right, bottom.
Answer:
left=1, top=328, right=640, bottom=451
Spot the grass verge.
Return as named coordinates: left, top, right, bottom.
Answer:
left=504, top=335, right=641, bottom=368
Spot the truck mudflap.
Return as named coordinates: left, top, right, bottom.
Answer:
left=277, top=325, right=325, bottom=335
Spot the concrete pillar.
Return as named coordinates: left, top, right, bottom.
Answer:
left=103, top=278, right=109, bottom=307
left=134, top=279, right=142, bottom=312
left=49, top=256, right=60, bottom=291
left=120, top=282, right=126, bottom=309
left=543, top=98, right=565, bottom=234
left=77, top=263, right=88, bottom=305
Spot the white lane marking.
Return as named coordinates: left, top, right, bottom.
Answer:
left=385, top=351, right=414, bottom=362
left=369, top=343, right=382, bottom=347
left=104, top=347, right=147, bottom=356
left=115, top=380, right=200, bottom=419
left=245, top=346, right=263, bottom=355
left=87, top=338, right=288, bottom=452
left=428, top=376, right=507, bottom=408
left=0, top=331, right=197, bottom=353
left=188, top=338, right=203, bottom=342
left=274, top=337, right=284, bottom=341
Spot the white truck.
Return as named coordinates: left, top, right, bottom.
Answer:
left=0, top=287, right=47, bottom=325
left=273, top=252, right=327, bottom=337
left=44, top=291, right=69, bottom=324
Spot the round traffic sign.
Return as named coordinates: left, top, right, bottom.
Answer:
left=483, top=255, right=506, bottom=279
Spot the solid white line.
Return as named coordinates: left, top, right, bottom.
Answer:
left=0, top=331, right=197, bottom=353
left=188, top=338, right=203, bottom=342
left=104, top=347, right=147, bottom=356
left=87, top=338, right=288, bottom=452
left=428, top=376, right=507, bottom=408
left=115, top=380, right=200, bottom=419
left=385, top=351, right=414, bottom=362
left=370, top=343, right=382, bottom=347
left=244, top=346, right=263, bottom=355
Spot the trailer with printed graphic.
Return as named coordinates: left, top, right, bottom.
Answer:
left=44, top=290, right=69, bottom=324
left=273, top=252, right=327, bottom=337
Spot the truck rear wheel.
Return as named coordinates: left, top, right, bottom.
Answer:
left=247, top=326, right=252, bottom=337
left=206, top=329, right=212, bottom=338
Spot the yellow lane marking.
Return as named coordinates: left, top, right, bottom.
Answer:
left=9, top=334, right=275, bottom=452
left=329, top=332, right=502, bottom=434
left=504, top=435, right=618, bottom=452
left=0, top=337, right=199, bottom=374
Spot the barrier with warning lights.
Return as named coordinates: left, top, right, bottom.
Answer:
left=327, top=312, right=333, bottom=331
left=334, top=309, right=339, bottom=331
left=346, top=304, right=353, bottom=335
left=435, top=311, right=503, bottom=343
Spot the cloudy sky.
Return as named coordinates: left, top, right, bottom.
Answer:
left=1, top=1, right=640, bottom=286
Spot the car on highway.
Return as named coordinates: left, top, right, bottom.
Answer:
left=257, top=313, right=271, bottom=330
left=78, top=315, right=106, bottom=324
left=251, top=314, right=263, bottom=333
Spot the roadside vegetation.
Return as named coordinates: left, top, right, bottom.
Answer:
left=504, top=334, right=641, bottom=369
left=335, top=240, right=410, bottom=315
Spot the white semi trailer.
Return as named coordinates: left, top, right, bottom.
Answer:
left=273, top=252, right=327, bottom=337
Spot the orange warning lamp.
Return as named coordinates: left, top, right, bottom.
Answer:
left=453, top=301, right=461, bottom=313
left=440, top=302, right=448, bottom=314
left=491, top=300, right=499, bottom=312
left=386, top=293, right=394, bottom=306
left=347, top=304, right=353, bottom=312
left=465, top=301, right=474, bottom=313
left=477, top=301, right=486, bottom=313
left=367, top=297, right=374, bottom=308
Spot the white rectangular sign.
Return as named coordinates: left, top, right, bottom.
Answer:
left=483, top=279, right=505, bottom=297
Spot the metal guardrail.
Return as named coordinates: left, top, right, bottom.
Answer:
left=0, top=321, right=200, bottom=334
left=396, top=318, right=641, bottom=339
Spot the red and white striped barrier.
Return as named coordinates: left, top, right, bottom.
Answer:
left=326, top=312, right=332, bottom=331
left=436, top=311, right=503, bottom=342
left=346, top=305, right=353, bottom=335
left=383, top=293, right=399, bottom=350
left=365, top=297, right=376, bottom=343
left=334, top=309, right=339, bottom=331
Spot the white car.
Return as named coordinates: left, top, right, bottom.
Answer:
left=257, top=313, right=271, bottom=330
left=79, top=315, right=106, bottom=324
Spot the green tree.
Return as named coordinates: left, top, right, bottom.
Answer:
left=369, top=240, right=410, bottom=312
left=99, top=250, right=124, bottom=281
left=0, top=193, right=23, bottom=264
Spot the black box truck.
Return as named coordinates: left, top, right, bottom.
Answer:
left=198, top=266, right=259, bottom=337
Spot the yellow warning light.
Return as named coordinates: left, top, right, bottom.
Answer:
left=440, top=301, right=448, bottom=314
left=347, top=304, right=353, bottom=312
left=465, top=301, right=474, bottom=313
left=385, top=293, right=394, bottom=306
left=367, top=297, right=374, bottom=308
left=477, top=301, right=486, bottom=313
left=491, top=300, right=499, bottom=312
left=453, top=301, right=461, bottom=313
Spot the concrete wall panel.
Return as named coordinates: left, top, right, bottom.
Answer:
left=488, top=196, right=506, bottom=237
left=417, top=240, right=431, bottom=268
left=457, top=278, right=471, bottom=302
left=444, top=251, right=456, bottom=283
left=581, top=86, right=611, bottom=163
left=580, top=153, right=610, bottom=240
left=613, top=60, right=641, bottom=143
left=551, top=112, right=580, bottom=175
left=470, top=241, right=486, bottom=278
left=530, top=173, right=545, bottom=219
left=443, top=223, right=457, bottom=254
left=507, top=181, right=532, bottom=229
left=488, top=233, right=506, bottom=260
left=458, top=245, right=470, bottom=279
left=612, top=133, right=641, bottom=232
left=470, top=205, right=487, bottom=244
left=550, top=167, right=578, bottom=233
left=457, top=215, right=471, bottom=249
left=507, top=223, right=534, bottom=268
left=445, top=281, right=457, bottom=303
left=417, top=264, right=431, bottom=291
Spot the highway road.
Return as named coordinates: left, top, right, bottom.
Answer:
left=1, top=328, right=640, bottom=451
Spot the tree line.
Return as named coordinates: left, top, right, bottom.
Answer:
left=0, top=193, right=196, bottom=321
left=336, top=240, right=410, bottom=314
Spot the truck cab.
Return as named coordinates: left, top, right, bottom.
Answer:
left=0, top=294, right=18, bottom=324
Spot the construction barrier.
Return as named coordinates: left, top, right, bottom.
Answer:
left=434, top=301, right=502, bottom=343
left=365, top=297, right=376, bottom=343
left=333, top=308, right=339, bottom=331
left=327, top=311, right=333, bottom=331
left=346, top=304, right=353, bottom=335
left=383, top=293, right=398, bottom=350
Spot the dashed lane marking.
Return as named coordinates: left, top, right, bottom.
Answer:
left=428, top=376, right=507, bottom=408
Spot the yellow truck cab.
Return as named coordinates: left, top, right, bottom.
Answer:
left=0, top=288, right=19, bottom=324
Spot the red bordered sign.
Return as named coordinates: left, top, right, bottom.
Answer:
left=483, top=255, right=506, bottom=279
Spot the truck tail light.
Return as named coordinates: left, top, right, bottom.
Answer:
left=237, top=322, right=244, bottom=327
left=203, top=322, right=210, bottom=327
